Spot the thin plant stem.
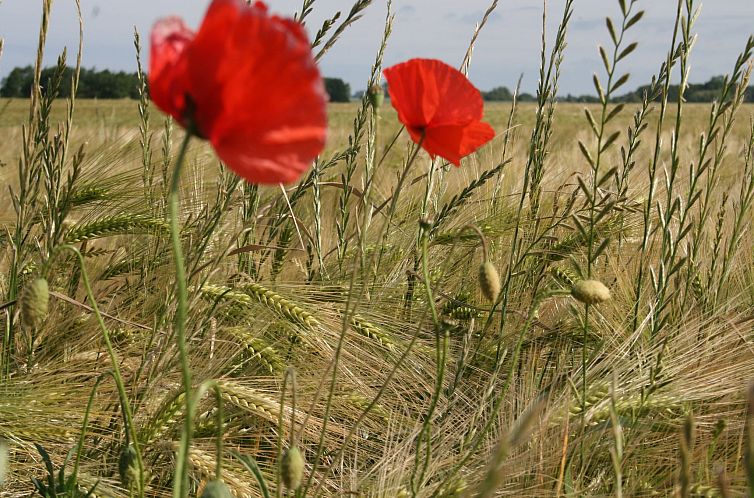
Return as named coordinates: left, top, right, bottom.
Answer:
left=373, top=134, right=424, bottom=278
left=54, top=245, right=145, bottom=497
left=214, top=384, right=224, bottom=480
left=170, top=130, right=194, bottom=498
left=71, top=372, right=110, bottom=486
left=410, top=230, right=447, bottom=493
left=277, top=369, right=290, bottom=498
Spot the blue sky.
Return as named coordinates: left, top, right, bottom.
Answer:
left=1, top=0, right=752, bottom=95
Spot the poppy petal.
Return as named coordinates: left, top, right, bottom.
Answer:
left=205, top=3, right=326, bottom=183
left=149, top=0, right=327, bottom=185
left=384, top=59, right=438, bottom=129
left=212, top=124, right=325, bottom=184
left=384, top=59, right=484, bottom=128
left=184, top=0, right=245, bottom=136
left=422, top=120, right=495, bottom=166
left=148, top=17, right=194, bottom=124
left=420, top=60, right=484, bottom=127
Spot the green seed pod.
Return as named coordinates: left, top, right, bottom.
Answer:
left=478, top=261, right=501, bottom=303
left=20, top=278, right=49, bottom=328
left=200, top=480, right=233, bottom=498
left=118, top=444, right=139, bottom=488
left=367, top=84, right=384, bottom=109
left=571, top=279, right=611, bottom=305
left=281, top=446, right=305, bottom=490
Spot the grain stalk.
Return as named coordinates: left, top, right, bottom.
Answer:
left=578, top=0, right=643, bottom=471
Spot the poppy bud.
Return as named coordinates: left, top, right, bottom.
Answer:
left=281, top=446, right=305, bottom=490
left=419, top=216, right=434, bottom=231
left=118, top=444, right=139, bottom=488
left=368, top=84, right=384, bottom=109
left=20, top=278, right=49, bottom=329
left=479, top=261, right=501, bottom=303
left=200, top=480, right=233, bottom=498
left=571, top=279, right=611, bottom=305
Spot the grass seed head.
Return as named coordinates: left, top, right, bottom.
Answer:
left=282, top=446, right=305, bottom=490
left=200, top=480, right=233, bottom=498
left=20, top=278, right=49, bottom=329
left=571, top=279, right=611, bottom=305
left=479, top=261, right=501, bottom=303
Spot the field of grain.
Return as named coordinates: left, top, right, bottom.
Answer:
left=2, top=0, right=754, bottom=497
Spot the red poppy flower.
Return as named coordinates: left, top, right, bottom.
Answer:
left=383, top=59, right=495, bottom=166
left=149, top=0, right=327, bottom=184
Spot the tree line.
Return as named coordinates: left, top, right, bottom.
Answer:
left=0, top=65, right=355, bottom=102
left=3, top=65, right=751, bottom=103
left=482, top=75, right=754, bottom=103
left=1, top=66, right=141, bottom=99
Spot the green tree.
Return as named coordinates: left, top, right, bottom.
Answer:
left=482, top=86, right=513, bottom=101
left=325, top=77, right=351, bottom=103
left=0, top=66, right=34, bottom=97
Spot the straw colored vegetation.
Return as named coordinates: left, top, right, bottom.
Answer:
left=2, top=0, right=754, bottom=497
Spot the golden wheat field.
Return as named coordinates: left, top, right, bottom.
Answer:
left=3, top=0, right=754, bottom=497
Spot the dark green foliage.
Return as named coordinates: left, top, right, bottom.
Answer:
left=324, top=77, right=352, bottom=102
left=482, top=86, right=513, bottom=101
left=30, top=444, right=97, bottom=498
left=1, top=65, right=140, bottom=99
left=480, top=86, right=536, bottom=102
left=0, top=66, right=35, bottom=98
left=616, top=75, right=754, bottom=103
left=478, top=76, right=754, bottom=103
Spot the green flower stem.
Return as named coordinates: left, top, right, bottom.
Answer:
left=56, top=245, right=145, bottom=497
left=373, top=134, right=424, bottom=280
left=170, top=130, right=193, bottom=498
left=71, top=372, right=109, bottom=488
left=410, top=230, right=448, bottom=493
left=214, top=384, right=224, bottom=480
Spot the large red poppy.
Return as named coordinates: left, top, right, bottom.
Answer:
left=383, top=59, right=495, bottom=166
left=149, top=0, right=327, bottom=184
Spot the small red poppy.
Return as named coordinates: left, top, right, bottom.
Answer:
left=383, top=59, right=495, bottom=166
left=149, top=0, right=327, bottom=184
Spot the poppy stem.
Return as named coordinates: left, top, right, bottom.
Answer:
left=169, top=130, right=193, bottom=498
left=374, top=134, right=425, bottom=277
left=55, top=245, right=146, bottom=497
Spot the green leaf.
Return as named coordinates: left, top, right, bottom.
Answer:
left=593, top=237, right=611, bottom=259
left=584, top=108, right=600, bottom=137
left=593, top=74, right=606, bottom=104
left=605, top=103, right=626, bottom=123
left=576, top=175, right=594, bottom=204
left=625, top=10, right=645, bottom=30
left=611, top=73, right=631, bottom=93
left=598, top=166, right=619, bottom=187
left=599, top=46, right=612, bottom=73
left=617, top=42, right=638, bottom=61
left=606, top=17, right=618, bottom=45
left=578, top=141, right=595, bottom=168
left=232, top=451, right=272, bottom=498
left=601, top=131, right=621, bottom=153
